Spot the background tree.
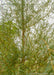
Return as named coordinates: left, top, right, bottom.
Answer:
left=0, top=0, right=54, bottom=75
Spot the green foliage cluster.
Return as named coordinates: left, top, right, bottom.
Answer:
left=0, top=0, right=54, bottom=75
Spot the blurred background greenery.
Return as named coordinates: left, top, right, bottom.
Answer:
left=0, top=0, right=54, bottom=75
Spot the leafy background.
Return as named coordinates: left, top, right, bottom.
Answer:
left=0, top=0, right=54, bottom=75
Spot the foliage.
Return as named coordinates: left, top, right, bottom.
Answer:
left=0, top=0, right=54, bottom=75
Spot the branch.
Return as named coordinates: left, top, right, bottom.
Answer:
left=26, top=8, right=52, bottom=30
